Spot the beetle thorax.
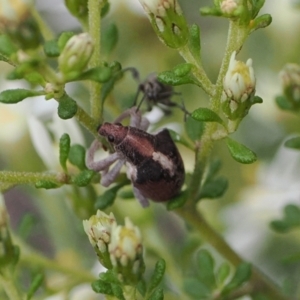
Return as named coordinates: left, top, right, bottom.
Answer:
left=98, top=123, right=128, bottom=146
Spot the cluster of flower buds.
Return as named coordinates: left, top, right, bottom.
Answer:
left=83, top=211, right=144, bottom=284
left=138, top=0, right=189, bottom=48
left=221, top=51, right=261, bottom=132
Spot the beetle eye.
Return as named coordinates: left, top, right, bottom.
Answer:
left=108, top=135, right=115, bottom=143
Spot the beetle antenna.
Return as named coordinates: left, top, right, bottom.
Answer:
left=136, top=93, right=147, bottom=112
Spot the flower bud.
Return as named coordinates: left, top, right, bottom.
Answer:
left=221, top=51, right=258, bottom=132
left=0, top=0, right=42, bottom=49
left=58, top=33, right=94, bottom=82
left=138, top=0, right=188, bottom=49
left=279, top=63, right=300, bottom=110
left=108, top=217, right=144, bottom=284
left=83, top=210, right=116, bottom=268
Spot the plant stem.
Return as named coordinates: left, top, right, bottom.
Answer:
left=176, top=207, right=290, bottom=300
left=0, top=171, right=65, bottom=185
left=0, top=274, right=22, bottom=300
left=88, top=0, right=103, bottom=122
left=31, top=6, right=54, bottom=40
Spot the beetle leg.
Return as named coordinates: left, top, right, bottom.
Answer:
left=133, top=186, right=150, bottom=207
left=101, top=158, right=126, bottom=187
left=86, top=140, right=120, bottom=172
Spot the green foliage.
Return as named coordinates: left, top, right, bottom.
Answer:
left=94, top=185, right=122, bottom=209
left=68, top=144, right=86, bottom=170
left=102, top=23, right=119, bottom=55
left=35, top=181, right=60, bottom=189
left=59, top=133, right=71, bottom=171
left=270, top=204, right=300, bottom=233
left=72, top=170, right=95, bottom=187
left=284, top=137, right=300, bottom=150
left=57, top=94, right=78, bottom=119
left=226, top=137, right=257, bottom=164
left=78, top=66, right=112, bottom=83
left=43, top=39, right=60, bottom=57
left=185, top=115, right=205, bottom=141
left=0, top=89, right=43, bottom=104
left=191, top=107, right=225, bottom=126
left=188, top=24, right=201, bottom=61
left=26, top=273, right=44, bottom=300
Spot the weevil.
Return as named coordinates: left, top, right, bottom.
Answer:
left=86, top=107, right=185, bottom=207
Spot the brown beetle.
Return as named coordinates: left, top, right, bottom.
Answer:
left=86, top=107, right=185, bottom=207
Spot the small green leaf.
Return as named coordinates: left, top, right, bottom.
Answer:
left=95, top=185, right=122, bottom=210
left=44, top=39, right=60, bottom=57
left=111, top=283, right=125, bottom=300
left=270, top=204, right=300, bottom=233
left=92, top=280, right=113, bottom=295
left=59, top=133, right=71, bottom=171
left=216, top=262, right=231, bottom=287
left=192, top=107, right=224, bottom=125
left=196, top=249, right=216, bottom=290
left=199, top=176, right=228, bottom=200
left=275, top=95, right=294, bottom=111
left=26, top=273, right=44, bottom=300
left=72, top=170, right=95, bottom=187
left=158, top=69, right=195, bottom=86
left=188, top=24, right=201, bottom=61
left=206, top=159, right=222, bottom=182
left=102, top=23, right=118, bottom=55
left=101, top=2, right=110, bottom=17
left=68, top=144, right=86, bottom=170
left=222, top=263, right=251, bottom=295
left=166, top=191, right=187, bottom=210
left=185, top=115, right=205, bottom=141
left=173, top=63, right=193, bottom=77
left=137, top=279, right=147, bottom=297
left=57, top=31, right=74, bottom=52
left=0, top=35, right=17, bottom=56
left=58, top=94, right=78, bottom=119
left=18, top=214, right=36, bottom=240
left=35, top=181, right=60, bottom=189
left=284, top=137, right=300, bottom=150
left=148, top=259, right=166, bottom=294
left=226, top=137, right=257, bottom=164
left=148, top=288, right=164, bottom=300
left=251, top=14, right=272, bottom=32
left=79, top=66, right=112, bottom=83
left=0, top=89, right=43, bottom=104
left=168, top=129, right=193, bottom=149
left=183, top=277, right=211, bottom=299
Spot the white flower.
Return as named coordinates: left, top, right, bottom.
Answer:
left=109, top=217, right=143, bottom=268
left=223, top=51, right=256, bottom=104
left=220, top=0, right=239, bottom=15
left=83, top=211, right=116, bottom=252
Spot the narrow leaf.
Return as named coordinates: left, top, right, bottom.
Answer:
left=148, top=259, right=166, bottom=294
left=79, top=66, right=112, bottom=83
left=148, top=288, right=164, bottom=300
left=199, top=176, right=228, bottom=200
left=222, top=263, right=251, bottom=295
left=72, top=170, right=95, bottom=187
left=168, top=129, right=193, bottom=149
left=166, top=191, right=187, bottom=210
left=216, top=262, right=231, bottom=287
left=226, top=138, right=257, bottom=164
left=92, top=280, right=113, bottom=295
left=188, top=24, right=201, bottom=61
left=26, top=274, right=44, bottom=300
left=284, top=137, right=300, bottom=149
left=183, top=277, right=211, bottom=298
left=185, top=116, right=204, bottom=141
left=102, top=23, right=119, bottom=55
left=0, top=89, right=43, bottom=104
left=192, top=107, right=224, bottom=125
left=59, top=133, right=71, bottom=171
left=196, top=249, right=216, bottom=290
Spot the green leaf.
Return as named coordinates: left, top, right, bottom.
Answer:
left=72, top=170, right=95, bottom=187
left=111, top=283, right=125, bottom=300
left=173, top=63, right=193, bottom=77
left=0, top=89, right=43, bottom=104
left=166, top=191, right=187, bottom=210
left=59, top=133, right=71, bottom=171
left=26, top=273, right=44, bottom=300
left=206, top=159, right=222, bottom=182
left=275, top=95, right=294, bottom=111
left=168, top=129, right=193, bottom=150
left=191, top=107, right=224, bottom=125
left=270, top=204, right=300, bottom=233
left=196, top=249, right=216, bottom=290
left=199, top=176, right=228, bottom=200
left=103, top=23, right=118, bottom=55
left=183, top=277, right=211, bottom=299
left=148, top=259, right=166, bottom=294
left=95, top=185, right=122, bottom=210
left=284, top=137, right=300, bottom=150
left=188, top=24, right=201, bottom=61
left=57, top=31, right=74, bottom=52
left=35, top=181, right=60, bottom=189
left=226, top=137, right=257, bottom=164
left=18, top=214, right=36, bottom=240
left=185, top=115, right=205, bottom=141
left=0, top=35, right=17, bottom=56
left=222, top=263, right=251, bottom=295
left=158, top=64, right=195, bottom=86
left=92, top=279, right=113, bottom=295
left=58, top=94, right=78, bottom=119
left=137, top=279, right=147, bottom=297
left=79, top=66, right=112, bottom=83
left=43, top=39, right=60, bottom=57
left=216, top=262, right=231, bottom=287
left=148, top=288, right=164, bottom=300
left=68, top=144, right=86, bottom=170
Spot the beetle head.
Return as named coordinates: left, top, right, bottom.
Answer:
left=98, top=122, right=128, bottom=145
